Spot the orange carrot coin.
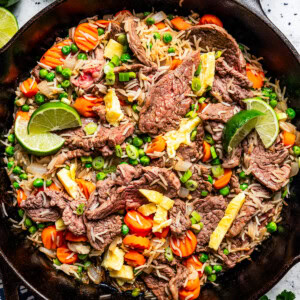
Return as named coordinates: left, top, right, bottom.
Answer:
left=74, top=23, right=98, bottom=51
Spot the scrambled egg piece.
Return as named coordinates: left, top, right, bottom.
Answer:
left=164, top=117, right=201, bottom=158
left=57, top=166, right=79, bottom=199
left=139, top=189, right=164, bottom=205
left=104, top=39, right=123, bottom=59
left=138, top=203, right=157, bottom=216
left=102, top=246, right=125, bottom=271
left=209, top=192, right=246, bottom=251
left=160, top=196, right=174, bottom=210
left=109, top=265, right=134, bottom=281
left=196, top=52, right=216, bottom=96
left=104, top=89, right=124, bottom=126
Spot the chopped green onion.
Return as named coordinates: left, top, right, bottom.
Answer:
left=106, top=71, right=116, bottom=85
left=191, top=77, right=201, bottom=92
left=185, top=111, right=198, bottom=118
left=204, top=134, right=214, bottom=145
left=210, top=146, right=217, bottom=159
left=185, top=180, right=198, bottom=191
left=111, top=55, right=120, bottom=66
left=126, top=145, right=139, bottom=159
left=119, top=72, right=130, bottom=82
left=190, top=129, right=197, bottom=141
left=128, top=72, right=136, bottom=79
left=207, top=175, right=213, bottom=184
left=191, top=211, right=201, bottom=222
left=84, top=122, right=98, bottom=135
left=164, top=246, right=174, bottom=262
left=194, top=63, right=202, bottom=76
left=115, top=145, right=123, bottom=157
left=180, top=170, right=192, bottom=183
left=211, top=165, right=224, bottom=178
left=76, top=203, right=85, bottom=215
left=80, top=156, right=93, bottom=163
left=92, top=156, right=104, bottom=170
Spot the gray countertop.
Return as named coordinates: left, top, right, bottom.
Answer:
left=9, top=0, right=300, bottom=299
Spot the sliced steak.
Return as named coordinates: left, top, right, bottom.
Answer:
left=190, top=164, right=213, bottom=198
left=200, top=103, right=237, bottom=123
left=222, top=145, right=242, bottom=168
left=109, top=22, right=123, bottom=40
left=186, top=24, right=246, bottom=72
left=143, top=275, right=170, bottom=300
left=139, top=51, right=200, bottom=135
left=205, top=121, right=224, bottom=143
left=84, top=214, right=122, bottom=253
left=125, top=18, right=156, bottom=68
left=229, top=172, right=241, bottom=195
left=71, top=48, right=105, bottom=90
left=192, top=195, right=227, bottom=250
left=169, top=199, right=191, bottom=237
left=168, top=264, right=190, bottom=300
left=212, top=58, right=254, bottom=104
left=245, top=137, right=290, bottom=191
left=92, top=105, right=106, bottom=123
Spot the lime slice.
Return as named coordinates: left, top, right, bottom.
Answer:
left=244, top=98, right=279, bottom=148
left=28, top=102, right=81, bottom=134
left=0, top=7, right=18, bottom=48
left=15, top=116, right=65, bottom=156
left=223, top=109, right=264, bottom=153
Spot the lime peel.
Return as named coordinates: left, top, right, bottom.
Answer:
left=0, top=7, right=18, bottom=48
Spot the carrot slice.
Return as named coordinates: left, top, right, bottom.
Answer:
left=95, top=20, right=111, bottom=27
left=41, top=225, right=64, bottom=250
left=123, top=235, right=151, bottom=250
left=73, top=97, right=103, bottom=117
left=75, top=178, right=96, bottom=200
left=170, top=58, right=182, bottom=70
left=48, top=183, right=61, bottom=191
left=65, top=231, right=88, bottom=242
left=15, top=111, right=30, bottom=121
left=20, top=78, right=38, bottom=98
left=57, top=245, right=78, bottom=264
left=213, top=169, right=232, bottom=189
left=146, top=136, right=166, bottom=154
left=171, top=17, right=192, bottom=31
left=154, top=226, right=170, bottom=238
left=179, top=284, right=201, bottom=300
left=124, top=210, right=153, bottom=237
left=199, top=14, right=223, bottom=27
left=202, top=141, right=211, bottom=162
left=74, top=23, right=98, bottom=52
left=184, top=272, right=200, bottom=291
left=156, top=22, right=166, bottom=30
left=246, top=63, right=265, bottom=89
left=124, top=250, right=146, bottom=267
left=17, top=189, right=27, bottom=206
left=40, top=38, right=72, bottom=68
left=282, top=131, right=296, bottom=146
left=183, top=255, right=203, bottom=277
left=197, top=102, right=207, bottom=113
left=170, top=230, right=197, bottom=257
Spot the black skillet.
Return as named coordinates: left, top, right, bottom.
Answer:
left=0, top=0, right=299, bottom=299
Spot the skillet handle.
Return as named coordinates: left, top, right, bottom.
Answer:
left=0, top=256, right=20, bottom=300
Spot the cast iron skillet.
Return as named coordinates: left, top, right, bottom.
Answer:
left=0, top=0, right=299, bottom=299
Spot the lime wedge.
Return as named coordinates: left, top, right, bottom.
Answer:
left=15, top=116, right=65, bottom=156
left=0, top=7, right=18, bottom=48
left=244, top=98, right=279, bottom=148
left=28, top=102, right=81, bottom=134
left=223, top=109, right=264, bottom=153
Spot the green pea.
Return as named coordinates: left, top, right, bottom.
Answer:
left=286, top=108, right=296, bottom=119
left=71, top=43, right=78, bottom=53
left=78, top=254, right=88, bottom=260
left=138, top=149, right=145, bottom=157
left=293, top=146, right=300, bottom=156
left=211, top=158, right=221, bottom=165
left=98, top=28, right=105, bottom=36
left=117, top=33, right=127, bottom=45
left=19, top=173, right=28, bottom=180
left=207, top=175, right=213, bottom=184
left=25, top=218, right=32, bottom=227
left=239, top=171, right=246, bottom=179
left=92, top=156, right=105, bottom=170
left=269, top=99, right=277, bottom=108
left=132, top=288, right=140, bottom=297
left=204, top=265, right=213, bottom=275
left=33, top=178, right=44, bottom=188
left=35, top=93, right=45, bottom=105
left=121, top=53, right=131, bottom=63
left=96, top=172, right=107, bottom=181
left=269, top=92, right=277, bottom=100
left=201, top=190, right=208, bottom=197
left=148, top=43, right=152, bottom=50
left=220, top=186, right=230, bottom=196
left=78, top=53, right=87, bottom=60
left=7, top=134, right=15, bottom=143
left=122, top=44, right=128, bottom=53
left=121, top=224, right=129, bottom=235
left=163, top=32, right=172, bottom=44
left=213, top=265, right=223, bottom=273
left=153, top=32, right=161, bottom=40
left=61, top=45, right=71, bottom=55
left=37, top=223, right=45, bottom=229
left=55, top=65, right=63, bottom=74
left=5, top=146, right=14, bottom=156
left=28, top=226, right=37, bottom=234
left=167, top=14, right=174, bottom=20
left=142, top=135, right=152, bottom=143
left=12, top=166, right=22, bottom=175
left=223, top=248, right=229, bottom=255
left=240, top=183, right=248, bottom=191
left=84, top=261, right=92, bottom=270
left=21, top=104, right=30, bottom=112
left=208, top=274, right=217, bottom=282
left=132, top=137, right=143, bottom=148
left=85, top=163, right=92, bottom=168
left=144, top=12, right=151, bottom=17
left=46, top=179, right=53, bottom=187
left=132, top=104, right=139, bottom=113
left=238, top=44, right=245, bottom=51
left=146, top=17, right=155, bottom=26
left=18, top=209, right=24, bottom=218
left=266, top=221, right=277, bottom=233
left=126, top=137, right=133, bottom=144
left=59, top=92, right=68, bottom=100
left=168, top=47, right=175, bottom=53
left=45, top=72, right=55, bottom=82
left=62, top=68, right=72, bottom=79
left=199, top=253, right=208, bottom=263
left=7, top=161, right=14, bottom=169
left=140, top=156, right=150, bottom=166
left=53, top=258, right=61, bottom=266
left=77, top=266, right=83, bottom=274
left=129, top=158, right=139, bottom=166
left=39, top=69, right=48, bottom=79
left=13, top=182, right=20, bottom=189
left=61, top=80, right=70, bottom=88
